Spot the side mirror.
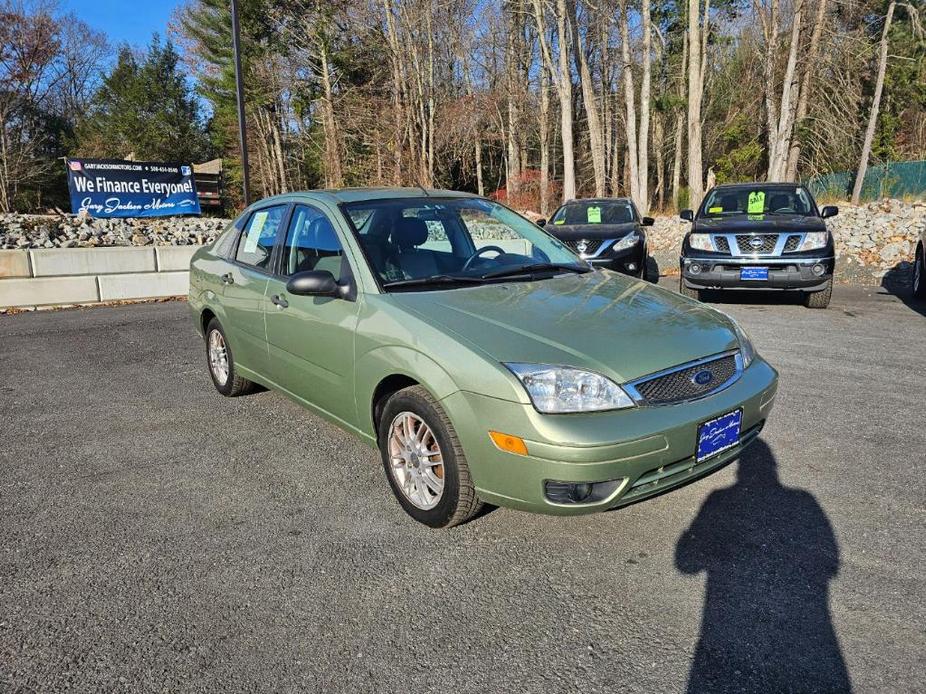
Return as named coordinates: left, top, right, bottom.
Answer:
left=286, top=270, right=340, bottom=297
left=641, top=216, right=655, bottom=226
left=536, top=218, right=547, bottom=227
left=680, top=209, right=694, bottom=222
left=821, top=205, right=838, bottom=219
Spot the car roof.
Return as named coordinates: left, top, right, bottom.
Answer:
left=709, top=182, right=806, bottom=191
left=561, top=197, right=633, bottom=205
left=252, top=187, right=480, bottom=207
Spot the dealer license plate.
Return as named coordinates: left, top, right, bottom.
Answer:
left=740, top=267, right=769, bottom=281
left=696, top=409, right=743, bottom=462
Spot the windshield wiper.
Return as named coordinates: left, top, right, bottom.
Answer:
left=479, top=262, right=591, bottom=280
left=382, top=274, right=488, bottom=289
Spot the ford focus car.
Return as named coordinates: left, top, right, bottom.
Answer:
left=540, top=197, right=652, bottom=278
left=679, top=183, right=838, bottom=308
left=189, top=188, right=778, bottom=528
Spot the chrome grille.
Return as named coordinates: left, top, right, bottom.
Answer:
left=630, top=354, right=739, bottom=405
left=713, top=236, right=730, bottom=253
left=735, top=234, right=778, bottom=254
left=783, top=235, right=801, bottom=252
left=563, top=239, right=603, bottom=255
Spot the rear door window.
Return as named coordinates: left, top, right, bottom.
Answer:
left=235, top=205, right=287, bottom=270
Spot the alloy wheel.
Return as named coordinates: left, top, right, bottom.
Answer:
left=388, top=412, right=445, bottom=510
left=208, top=329, right=229, bottom=385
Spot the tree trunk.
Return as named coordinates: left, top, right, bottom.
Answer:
left=505, top=0, right=522, bottom=198
left=637, top=0, right=653, bottom=213
left=768, top=0, right=804, bottom=180
left=318, top=41, right=343, bottom=188
left=573, top=2, right=606, bottom=196
left=687, top=0, right=704, bottom=209
left=786, top=0, right=828, bottom=180
left=762, top=0, right=781, bottom=179
left=671, top=32, right=687, bottom=209
left=539, top=63, right=551, bottom=214
left=852, top=1, right=895, bottom=204
left=620, top=0, right=640, bottom=207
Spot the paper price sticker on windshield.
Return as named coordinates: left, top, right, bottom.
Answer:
left=747, top=191, right=765, bottom=214
left=244, top=211, right=269, bottom=254
left=587, top=206, right=602, bottom=223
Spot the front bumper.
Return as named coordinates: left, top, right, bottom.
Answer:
left=585, top=243, right=646, bottom=275
left=681, top=255, right=834, bottom=291
left=441, top=358, right=778, bottom=515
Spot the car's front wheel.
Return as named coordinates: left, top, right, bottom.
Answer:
left=378, top=386, right=482, bottom=528
left=205, top=318, right=257, bottom=397
left=913, top=244, right=925, bottom=299
left=804, top=279, right=833, bottom=309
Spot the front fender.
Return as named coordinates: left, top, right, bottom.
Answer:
left=354, top=345, right=461, bottom=439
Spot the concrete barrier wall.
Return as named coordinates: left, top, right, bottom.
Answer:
left=0, top=246, right=203, bottom=309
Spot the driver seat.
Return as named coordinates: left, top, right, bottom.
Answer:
left=390, top=218, right=438, bottom=279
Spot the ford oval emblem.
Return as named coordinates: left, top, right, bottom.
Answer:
left=692, top=369, right=714, bottom=386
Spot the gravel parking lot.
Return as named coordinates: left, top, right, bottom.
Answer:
left=1, top=282, right=924, bottom=693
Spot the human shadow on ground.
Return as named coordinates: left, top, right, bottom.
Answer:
left=675, top=440, right=851, bottom=693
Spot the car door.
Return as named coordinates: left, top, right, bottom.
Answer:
left=264, top=204, right=360, bottom=427
left=223, top=203, right=289, bottom=377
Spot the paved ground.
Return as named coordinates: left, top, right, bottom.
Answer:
left=1, top=283, right=924, bottom=693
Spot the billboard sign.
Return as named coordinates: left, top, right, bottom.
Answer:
left=66, top=158, right=201, bottom=218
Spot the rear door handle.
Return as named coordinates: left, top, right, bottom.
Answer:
left=221, top=273, right=234, bottom=285
left=271, top=294, right=289, bottom=309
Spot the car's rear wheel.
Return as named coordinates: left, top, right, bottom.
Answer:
left=678, top=276, right=701, bottom=300
left=913, top=245, right=926, bottom=299
left=205, top=318, right=257, bottom=397
left=378, top=386, right=482, bottom=528
left=804, top=279, right=833, bottom=309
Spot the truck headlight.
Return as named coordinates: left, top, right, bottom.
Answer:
left=799, top=232, right=828, bottom=251
left=731, top=320, right=756, bottom=368
left=505, top=363, right=635, bottom=413
left=613, top=232, right=640, bottom=251
left=689, top=233, right=713, bottom=251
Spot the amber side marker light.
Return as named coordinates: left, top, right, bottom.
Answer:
left=489, top=431, right=529, bottom=456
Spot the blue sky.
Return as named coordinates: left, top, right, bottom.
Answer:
left=60, top=0, right=180, bottom=48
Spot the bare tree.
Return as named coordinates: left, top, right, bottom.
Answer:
left=687, top=0, right=704, bottom=209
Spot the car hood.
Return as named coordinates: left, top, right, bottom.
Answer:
left=548, top=222, right=639, bottom=240
left=391, top=271, right=739, bottom=385
left=692, top=214, right=826, bottom=233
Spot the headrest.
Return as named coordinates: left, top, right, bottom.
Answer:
left=392, top=217, right=429, bottom=250
left=768, top=194, right=790, bottom=211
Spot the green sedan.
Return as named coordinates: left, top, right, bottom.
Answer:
left=189, top=189, right=778, bottom=528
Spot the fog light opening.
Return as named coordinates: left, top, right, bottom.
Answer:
left=544, top=478, right=624, bottom=505
left=626, top=262, right=637, bottom=272
left=811, top=263, right=825, bottom=276
left=689, top=263, right=702, bottom=275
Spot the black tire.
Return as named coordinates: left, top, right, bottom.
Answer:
left=913, top=245, right=926, bottom=299
left=679, top=276, right=701, bottom=300
left=804, top=279, right=833, bottom=309
left=205, top=318, right=257, bottom=397
left=377, top=385, right=482, bottom=528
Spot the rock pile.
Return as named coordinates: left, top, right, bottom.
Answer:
left=0, top=213, right=230, bottom=250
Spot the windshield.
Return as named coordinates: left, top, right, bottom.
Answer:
left=700, top=186, right=816, bottom=218
left=342, top=197, right=585, bottom=290
left=551, top=200, right=637, bottom=226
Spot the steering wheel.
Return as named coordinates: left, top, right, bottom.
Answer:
left=461, top=245, right=507, bottom=272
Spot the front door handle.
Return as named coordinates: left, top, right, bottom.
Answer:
left=221, top=273, right=234, bottom=285
left=271, top=294, right=289, bottom=309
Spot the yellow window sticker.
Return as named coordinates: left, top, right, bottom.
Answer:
left=244, top=211, right=269, bottom=254
left=708, top=206, right=723, bottom=213
left=747, top=191, right=765, bottom=215
left=553, top=219, right=565, bottom=225
left=587, top=206, right=602, bottom=223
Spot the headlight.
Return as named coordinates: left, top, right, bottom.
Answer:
left=689, top=233, right=713, bottom=251
left=798, top=231, right=828, bottom=251
left=731, top=320, right=756, bottom=368
left=505, top=363, right=635, bottom=413
left=613, top=232, right=640, bottom=251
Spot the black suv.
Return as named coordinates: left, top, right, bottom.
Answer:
left=679, top=183, right=838, bottom=308
left=539, top=197, right=653, bottom=278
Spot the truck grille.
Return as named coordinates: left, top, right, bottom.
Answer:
left=783, top=235, right=801, bottom=252
left=735, top=234, right=778, bottom=254
left=713, top=236, right=730, bottom=253
left=563, top=239, right=603, bottom=255
left=630, top=354, right=739, bottom=405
